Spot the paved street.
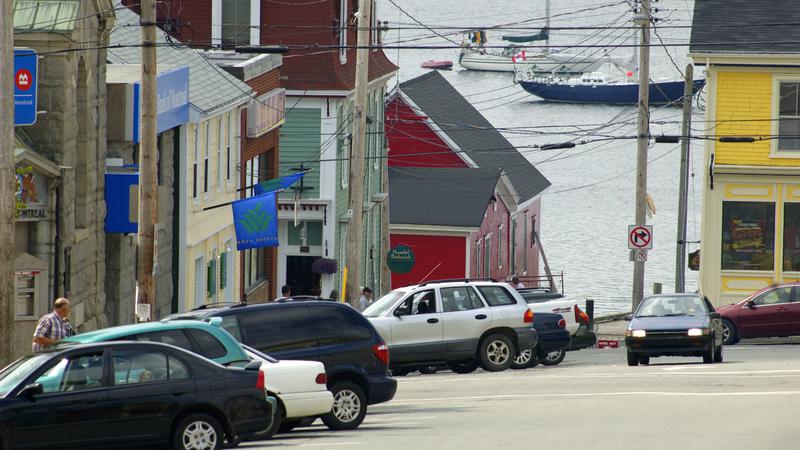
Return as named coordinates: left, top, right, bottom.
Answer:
left=244, top=344, right=800, bottom=450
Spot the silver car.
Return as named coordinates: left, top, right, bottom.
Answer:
left=363, top=280, right=538, bottom=374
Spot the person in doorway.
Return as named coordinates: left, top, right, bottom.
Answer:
left=274, top=285, right=292, bottom=302
left=328, top=290, right=339, bottom=301
left=512, top=276, right=525, bottom=289
left=32, top=298, right=74, bottom=352
left=311, top=288, right=322, bottom=299
left=359, top=287, right=373, bottom=311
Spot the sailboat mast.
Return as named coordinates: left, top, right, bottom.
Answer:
left=545, top=0, right=551, bottom=53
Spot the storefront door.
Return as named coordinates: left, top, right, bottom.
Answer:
left=286, top=256, right=320, bottom=296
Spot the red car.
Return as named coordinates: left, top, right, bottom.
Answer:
left=716, top=282, right=800, bottom=345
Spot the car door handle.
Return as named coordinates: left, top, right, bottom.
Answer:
left=427, top=318, right=439, bottom=324
left=475, top=314, right=487, bottom=320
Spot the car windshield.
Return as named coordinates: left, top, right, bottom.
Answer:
left=636, top=296, right=707, bottom=318
left=363, top=291, right=407, bottom=317
left=0, top=354, right=50, bottom=397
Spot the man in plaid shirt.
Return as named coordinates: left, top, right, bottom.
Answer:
left=32, top=298, right=74, bottom=352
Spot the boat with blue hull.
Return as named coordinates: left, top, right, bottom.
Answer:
left=518, top=77, right=705, bottom=105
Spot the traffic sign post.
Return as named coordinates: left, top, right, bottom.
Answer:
left=13, top=48, right=38, bottom=126
left=628, top=225, right=653, bottom=250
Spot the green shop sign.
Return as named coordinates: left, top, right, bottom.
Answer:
left=387, top=245, right=415, bottom=274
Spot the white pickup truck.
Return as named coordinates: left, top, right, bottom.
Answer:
left=517, top=288, right=596, bottom=365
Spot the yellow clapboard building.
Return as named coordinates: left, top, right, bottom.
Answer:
left=691, top=1, right=800, bottom=306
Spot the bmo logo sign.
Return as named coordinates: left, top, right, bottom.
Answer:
left=15, top=69, right=32, bottom=91
left=13, top=48, right=38, bottom=126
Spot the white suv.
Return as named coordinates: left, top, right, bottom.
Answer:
left=363, top=279, right=539, bottom=374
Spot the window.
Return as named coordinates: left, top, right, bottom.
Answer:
left=484, top=235, right=491, bottom=277
left=220, top=315, right=242, bottom=341
left=340, top=121, right=350, bottom=188
left=753, top=287, right=793, bottom=306
left=34, top=352, right=105, bottom=393
left=112, top=350, right=169, bottom=385
left=218, top=117, right=224, bottom=191
left=497, top=224, right=503, bottom=269
left=784, top=203, right=800, bottom=271
left=312, top=306, right=373, bottom=345
left=133, top=330, right=193, bottom=353
left=187, top=329, right=227, bottom=359
left=777, top=82, right=800, bottom=151
left=227, top=113, right=233, bottom=182
left=721, top=201, right=775, bottom=271
left=221, top=0, right=250, bottom=47
left=441, top=287, right=485, bottom=312
left=477, top=286, right=517, bottom=307
left=247, top=89, right=285, bottom=138
left=204, top=121, right=210, bottom=194
left=476, top=240, right=482, bottom=276
left=510, top=217, right=517, bottom=274
left=238, top=307, right=316, bottom=353
left=338, top=0, right=348, bottom=63
left=370, top=0, right=377, bottom=46
left=192, top=125, right=199, bottom=199
left=395, top=290, right=437, bottom=315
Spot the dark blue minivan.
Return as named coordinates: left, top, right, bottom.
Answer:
left=171, top=301, right=396, bottom=431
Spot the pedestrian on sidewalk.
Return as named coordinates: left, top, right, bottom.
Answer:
left=32, top=298, right=74, bottom=352
left=274, top=285, right=291, bottom=301
left=359, top=287, right=373, bottom=311
left=512, top=276, right=525, bottom=289
left=328, top=290, right=339, bottom=301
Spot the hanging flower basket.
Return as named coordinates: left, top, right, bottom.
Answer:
left=311, top=258, right=338, bottom=274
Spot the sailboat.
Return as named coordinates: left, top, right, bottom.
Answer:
left=457, top=0, right=620, bottom=74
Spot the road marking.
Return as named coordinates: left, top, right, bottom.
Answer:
left=380, top=390, right=800, bottom=405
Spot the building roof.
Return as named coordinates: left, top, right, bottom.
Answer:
left=13, top=0, right=80, bottom=32
left=389, top=167, right=501, bottom=228
left=108, top=3, right=252, bottom=116
left=690, top=0, right=800, bottom=55
left=399, top=71, right=550, bottom=203
left=202, top=51, right=283, bottom=82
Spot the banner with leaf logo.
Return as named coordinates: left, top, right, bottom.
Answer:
left=232, top=191, right=278, bottom=250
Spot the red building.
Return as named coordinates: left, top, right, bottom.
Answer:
left=386, top=72, right=550, bottom=287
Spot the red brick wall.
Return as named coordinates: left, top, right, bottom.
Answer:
left=248, top=69, right=281, bottom=96
left=389, top=234, right=467, bottom=289
left=385, top=97, right=469, bottom=168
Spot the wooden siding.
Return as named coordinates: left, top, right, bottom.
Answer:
left=390, top=234, right=467, bottom=288
left=279, top=108, right=321, bottom=200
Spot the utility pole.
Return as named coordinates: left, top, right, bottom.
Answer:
left=345, top=0, right=371, bottom=307
left=675, top=64, right=693, bottom=293
left=137, top=0, right=158, bottom=321
left=631, top=0, right=651, bottom=311
left=0, top=0, right=15, bottom=363
left=342, top=0, right=372, bottom=305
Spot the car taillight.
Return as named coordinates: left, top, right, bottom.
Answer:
left=524, top=309, right=534, bottom=323
left=558, top=318, right=566, bottom=328
left=256, top=370, right=265, bottom=391
left=575, top=305, right=590, bottom=325
left=372, top=343, right=390, bottom=366
left=315, top=373, right=327, bottom=385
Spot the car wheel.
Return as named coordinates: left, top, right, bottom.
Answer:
left=418, top=365, right=439, bottom=375
left=721, top=320, right=738, bottom=346
left=639, top=355, right=650, bottom=365
left=278, top=419, right=302, bottom=434
left=478, top=334, right=515, bottom=371
left=714, top=343, right=723, bottom=363
left=540, top=349, right=566, bottom=366
left=172, top=413, right=224, bottom=450
left=447, top=359, right=479, bottom=374
left=321, top=381, right=367, bottom=430
left=627, top=350, right=639, bottom=367
left=703, top=342, right=715, bottom=364
left=244, top=398, right=281, bottom=441
left=511, top=348, right=537, bottom=369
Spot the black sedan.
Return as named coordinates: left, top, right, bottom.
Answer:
left=0, top=341, right=271, bottom=450
left=625, top=294, right=724, bottom=366
left=512, top=312, right=572, bottom=369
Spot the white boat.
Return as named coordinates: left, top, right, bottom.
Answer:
left=458, top=46, right=616, bottom=74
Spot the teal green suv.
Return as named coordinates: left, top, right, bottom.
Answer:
left=61, top=318, right=251, bottom=366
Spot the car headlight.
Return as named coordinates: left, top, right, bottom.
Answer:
left=687, top=328, right=708, bottom=336
left=628, top=329, right=646, bottom=338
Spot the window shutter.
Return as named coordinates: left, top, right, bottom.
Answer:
left=220, top=253, right=227, bottom=290
left=207, top=260, right=217, bottom=296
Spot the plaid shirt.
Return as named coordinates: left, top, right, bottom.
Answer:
left=32, top=312, right=73, bottom=352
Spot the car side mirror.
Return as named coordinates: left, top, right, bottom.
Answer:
left=393, top=309, right=406, bottom=318
left=18, top=383, right=43, bottom=399
left=623, top=314, right=633, bottom=321
left=746, top=300, right=756, bottom=309
left=709, top=312, right=721, bottom=319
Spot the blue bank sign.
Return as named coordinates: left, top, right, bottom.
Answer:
left=14, top=48, right=38, bottom=126
left=132, top=66, right=189, bottom=142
